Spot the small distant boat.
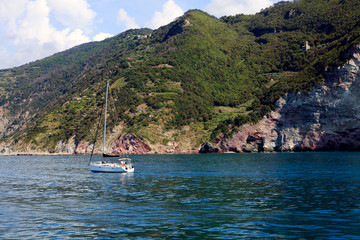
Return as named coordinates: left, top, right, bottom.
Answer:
left=89, top=81, right=134, bottom=173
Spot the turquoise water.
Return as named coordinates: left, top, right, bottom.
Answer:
left=1, top=152, right=360, bottom=239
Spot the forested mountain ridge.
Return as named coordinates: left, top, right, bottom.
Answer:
left=1, top=0, right=360, bottom=154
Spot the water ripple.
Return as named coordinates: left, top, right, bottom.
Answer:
left=0, top=153, right=360, bottom=239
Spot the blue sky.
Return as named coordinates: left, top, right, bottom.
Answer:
left=0, top=0, right=280, bottom=69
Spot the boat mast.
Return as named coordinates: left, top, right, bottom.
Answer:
left=103, top=81, right=109, bottom=154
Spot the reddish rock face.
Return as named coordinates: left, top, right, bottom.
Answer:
left=111, top=133, right=151, bottom=155
left=217, top=45, right=360, bottom=152
left=74, top=141, right=91, bottom=154
left=219, top=112, right=280, bottom=153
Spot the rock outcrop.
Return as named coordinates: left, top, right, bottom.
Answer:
left=199, top=142, right=219, bottom=153
left=55, top=139, right=76, bottom=154
left=111, top=133, right=152, bottom=155
left=74, top=141, right=92, bottom=155
left=219, top=45, right=360, bottom=152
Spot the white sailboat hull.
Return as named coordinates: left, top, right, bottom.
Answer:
left=89, top=160, right=134, bottom=173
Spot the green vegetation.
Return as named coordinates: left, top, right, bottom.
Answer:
left=1, top=0, right=360, bottom=151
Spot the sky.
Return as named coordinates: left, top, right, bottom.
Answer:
left=0, top=0, right=281, bottom=69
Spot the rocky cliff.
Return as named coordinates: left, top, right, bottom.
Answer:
left=110, top=133, right=152, bottom=155
left=216, top=45, right=360, bottom=152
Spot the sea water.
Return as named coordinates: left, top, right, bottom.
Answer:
left=0, top=152, right=360, bottom=239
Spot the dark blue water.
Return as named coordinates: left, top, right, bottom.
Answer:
left=0, top=152, right=360, bottom=239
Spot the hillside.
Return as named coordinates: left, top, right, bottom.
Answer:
left=1, top=0, right=360, bottom=154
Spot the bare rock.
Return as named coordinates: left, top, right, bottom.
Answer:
left=111, top=133, right=151, bottom=155
left=199, top=142, right=219, bottom=153
left=220, top=45, right=360, bottom=152
left=74, top=141, right=92, bottom=154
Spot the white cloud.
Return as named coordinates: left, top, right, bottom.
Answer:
left=0, top=0, right=93, bottom=69
left=146, top=0, right=184, bottom=29
left=17, top=0, right=55, bottom=45
left=93, top=32, right=114, bottom=41
left=48, top=0, right=96, bottom=31
left=0, top=0, right=27, bottom=41
left=117, top=8, right=139, bottom=30
left=205, top=0, right=273, bottom=16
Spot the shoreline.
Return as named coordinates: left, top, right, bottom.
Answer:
left=1, top=150, right=359, bottom=157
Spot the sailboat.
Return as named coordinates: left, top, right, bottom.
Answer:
left=89, top=81, right=134, bottom=173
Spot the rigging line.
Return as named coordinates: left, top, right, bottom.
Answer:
left=103, top=81, right=109, bottom=153
left=89, top=105, right=104, bottom=165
